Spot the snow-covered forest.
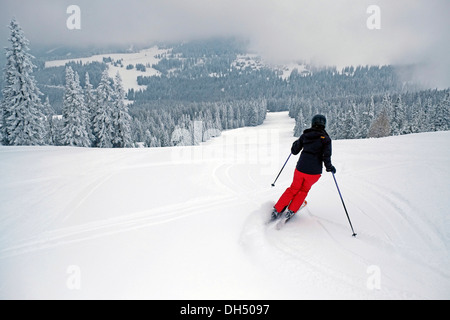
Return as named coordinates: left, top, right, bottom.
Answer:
left=0, top=19, right=133, bottom=148
left=1, top=20, right=449, bottom=148
left=291, top=89, right=450, bottom=139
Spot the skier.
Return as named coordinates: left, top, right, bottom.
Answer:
left=272, top=114, right=336, bottom=221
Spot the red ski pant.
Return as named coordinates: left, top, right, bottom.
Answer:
left=274, top=169, right=321, bottom=213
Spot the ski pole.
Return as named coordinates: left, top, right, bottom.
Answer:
left=271, top=153, right=292, bottom=187
left=332, top=173, right=357, bottom=237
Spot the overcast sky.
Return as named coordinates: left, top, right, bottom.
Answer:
left=1, top=0, right=449, bottom=87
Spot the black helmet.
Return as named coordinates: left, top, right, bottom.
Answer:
left=311, top=114, right=326, bottom=129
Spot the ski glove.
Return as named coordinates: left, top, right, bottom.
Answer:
left=327, top=166, right=336, bottom=174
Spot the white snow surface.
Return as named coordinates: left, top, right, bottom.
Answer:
left=0, top=112, right=449, bottom=299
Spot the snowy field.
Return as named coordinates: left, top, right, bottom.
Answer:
left=44, top=46, right=170, bottom=93
left=0, top=112, right=449, bottom=300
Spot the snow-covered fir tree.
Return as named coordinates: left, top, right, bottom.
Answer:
left=84, top=72, right=97, bottom=144
left=0, top=101, right=4, bottom=145
left=1, top=18, right=46, bottom=146
left=247, top=105, right=259, bottom=126
left=391, top=95, right=407, bottom=135
left=235, top=106, right=245, bottom=128
left=368, top=108, right=390, bottom=138
left=380, top=94, right=393, bottom=134
left=408, top=102, right=426, bottom=134
left=341, top=104, right=360, bottom=139
left=42, top=96, right=56, bottom=145
left=92, top=70, right=114, bottom=148
left=423, top=98, right=434, bottom=131
left=61, top=67, right=91, bottom=147
left=213, top=107, right=222, bottom=132
left=226, top=105, right=234, bottom=130
left=432, top=91, right=449, bottom=132
left=160, top=126, right=172, bottom=147
left=144, top=129, right=160, bottom=148
left=201, top=109, right=221, bottom=142
left=111, top=72, right=132, bottom=148
left=294, top=109, right=306, bottom=137
left=360, top=96, right=376, bottom=137
left=171, top=118, right=192, bottom=146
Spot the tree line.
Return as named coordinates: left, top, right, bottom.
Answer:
left=0, top=19, right=132, bottom=148
left=290, top=88, right=449, bottom=139
left=130, top=99, right=267, bottom=147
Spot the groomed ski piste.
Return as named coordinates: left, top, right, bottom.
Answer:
left=0, top=112, right=449, bottom=299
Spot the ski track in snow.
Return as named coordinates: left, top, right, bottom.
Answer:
left=1, top=155, right=244, bottom=258
left=0, top=112, right=449, bottom=299
left=0, top=195, right=237, bottom=259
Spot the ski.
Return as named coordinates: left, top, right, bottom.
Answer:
left=266, top=216, right=279, bottom=225
left=268, top=201, right=307, bottom=227
left=266, top=206, right=285, bottom=225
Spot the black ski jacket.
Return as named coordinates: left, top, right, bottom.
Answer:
left=291, top=127, right=333, bottom=175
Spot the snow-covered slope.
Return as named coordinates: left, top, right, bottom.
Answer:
left=0, top=112, right=449, bottom=299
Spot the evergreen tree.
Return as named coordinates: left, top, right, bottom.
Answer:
left=342, top=103, right=359, bottom=139
left=213, top=106, right=222, bottom=131
left=361, top=96, right=376, bottom=138
left=294, top=110, right=306, bottom=137
left=160, top=126, right=172, bottom=147
left=61, top=67, right=91, bottom=147
left=235, top=106, right=244, bottom=128
left=0, top=100, right=4, bottom=145
left=42, top=96, right=56, bottom=145
left=326, top=106, right=338, bottom=138
left=171, top=114, right=193, bottom=146
left=84, top=72, right=97, bottom=144
left=111, top=73, right=132, bottom=148
left=408, top=102, right=426, bottom=134
left=433, top=91, right=449, bottom=131
left=1, top=18, right=46, bottom=146
left=424, top=98, right=434, bottom=131
left=145, top=129, right=160, bottom=147
left=392, top=95, right=407, bottom=135
left=381, top=94, right=393, bottom=135
left=368, top=108, right=390, bottom=138
left=93, top=70, right=114, bottom=148
left=226, top=105, right=234, bottom=130
left=247, top=105, right=259, bottom=126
